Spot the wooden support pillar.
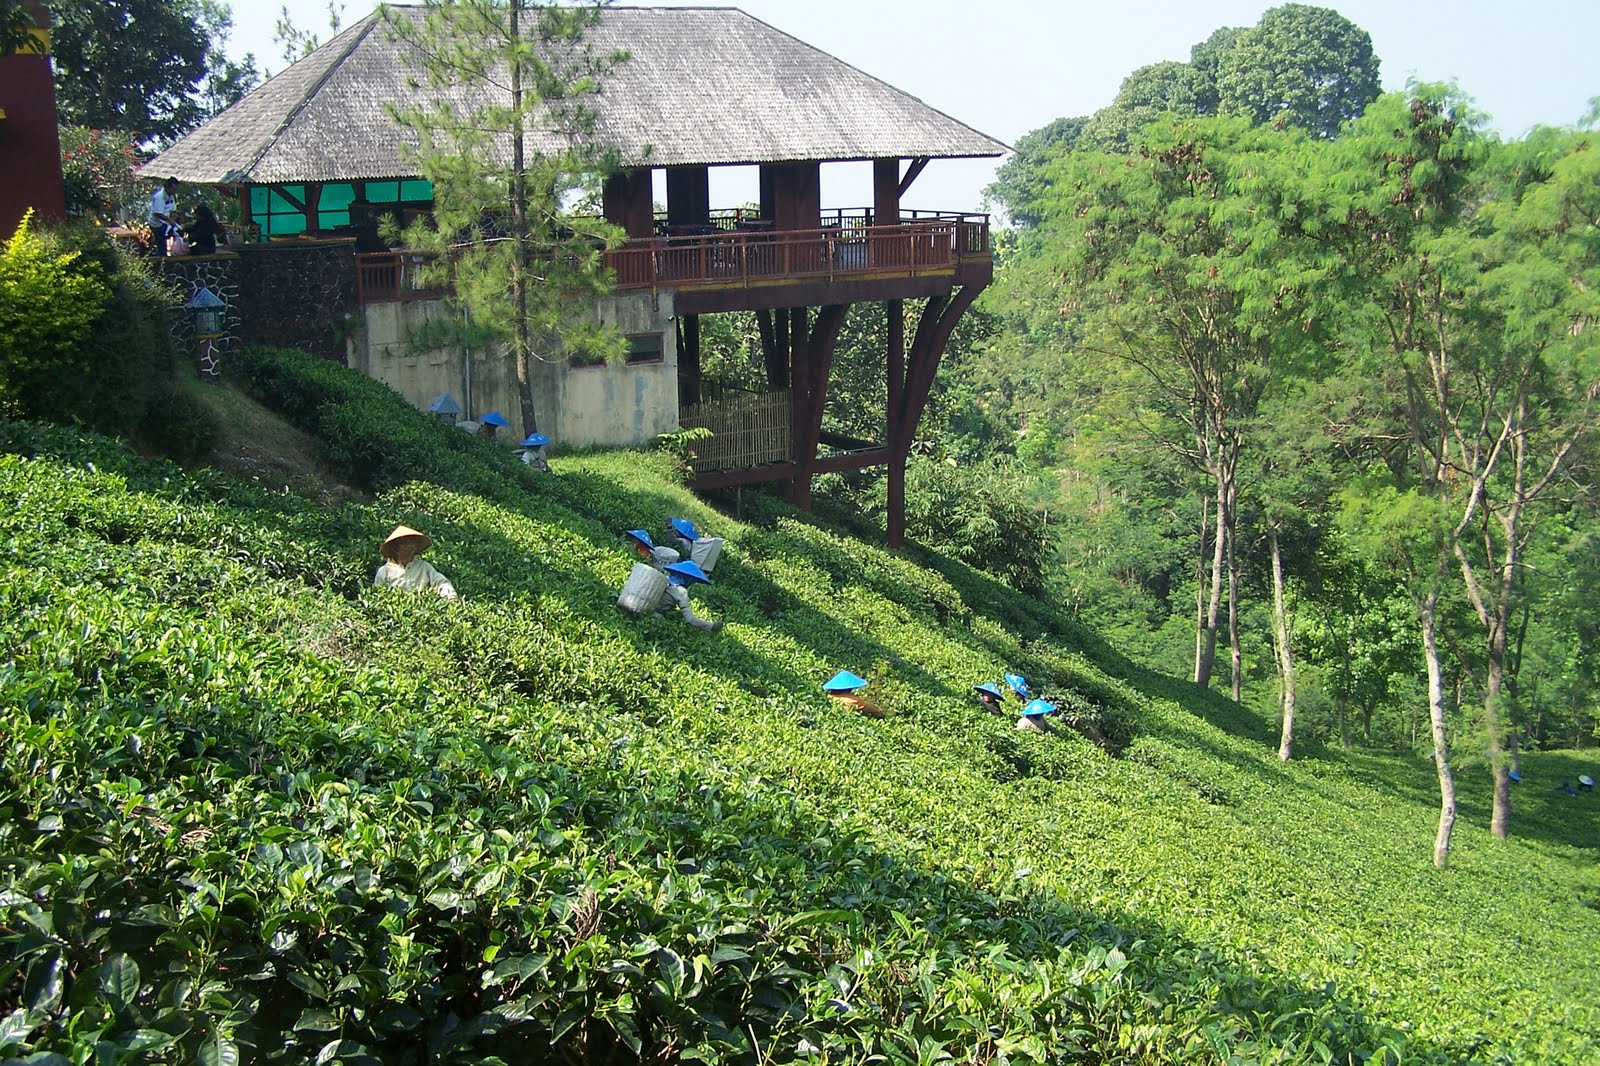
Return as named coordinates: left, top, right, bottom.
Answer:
left=789, top=304, right=847, bottom=511
left=886, top=282, right=987, bottom=547
left=873, top=158, right=901, bottom=227
left=304, top=184, right=322, bottom=237
left=665, top=165, right=711, bottom=229
left=677, top=314, right=701, bottom=406
left=763, top=162, right=821, bottom=232
left=757, top=309, right=788, bottom=390
left=885, top=298, right=907, bottom=546
left=603, top=168, right=654, bottom=238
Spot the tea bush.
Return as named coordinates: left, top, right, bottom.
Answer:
left=1, top=385, right=1598, bottom=1065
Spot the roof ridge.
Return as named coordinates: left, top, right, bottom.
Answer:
left=238, top=13, right=382, bottom=182
left=724, top=7, right=1008, bottom=157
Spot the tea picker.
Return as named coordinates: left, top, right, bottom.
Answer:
left=666, top=517, right=724, bottom=574
left=1005, top=673, right=1032, bottom=702
left=1016, top=698, right=1056, bottom=732
left=616, top=536, right=723, bottom=632
left=973, top=682, right=1005, bottom=713
left=478, top=411, right=510, bottom=440
left=624, top=528, right=682, bottom=569
left=373, top=525, right=457, bottom=600
left=824, top=670, right=883, bottom=718
left=1580, top=774, right=1595, bottom=792
left=519, top=432, right=551, bottom=471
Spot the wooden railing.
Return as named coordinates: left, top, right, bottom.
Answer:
left=355, top=211, right=990, bottom=303
left=607, top=216, right=988, bottom=292
left=356, top=251, right=447, bottom=304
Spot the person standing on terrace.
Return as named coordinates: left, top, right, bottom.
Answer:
left=148, top=176, right=181, bottom=257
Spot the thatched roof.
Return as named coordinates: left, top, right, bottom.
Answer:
left=144, top=5, right=1007, bottom=185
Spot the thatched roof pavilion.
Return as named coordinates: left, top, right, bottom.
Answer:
left=144, top=5, right=1007, bottom=546
left=146, top=5, right=1006, bottom=185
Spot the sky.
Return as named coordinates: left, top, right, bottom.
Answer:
left=222, top=0, right=1600, bottom=217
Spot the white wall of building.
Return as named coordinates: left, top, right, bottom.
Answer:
left=349, top=290, right=679, bottom=448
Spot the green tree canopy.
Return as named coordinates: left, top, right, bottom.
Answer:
left=1215, top=3, right=1380, bottom=138
left=985, top=115, right=1087, bottom=227
left=51, top=0, right=257, bottom=143
left=1079, top=61, right=1208, bottom=152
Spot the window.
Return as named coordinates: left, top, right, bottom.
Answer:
left=625, top=333, right=664, bottom=365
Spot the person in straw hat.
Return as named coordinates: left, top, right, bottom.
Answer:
left=374, top=525, right=458, bottom=600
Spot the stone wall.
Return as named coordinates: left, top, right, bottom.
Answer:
left=152, top=239, right=359, bottom=370
left=234, top=241, right=358, bottom=360
left=154, top=252, right=242, bottom=379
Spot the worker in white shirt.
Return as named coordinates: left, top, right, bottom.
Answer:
left=148, top=176, right=181, bottom=256
left=373, top=525, right=457, bottom=600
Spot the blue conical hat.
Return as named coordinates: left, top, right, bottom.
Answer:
left=521, top=432, right=550, bottom=447
left=670, top=517, right=700, bottom=541
left=1005, top=673, right=1031, bottom=698
left=480, top=411, right=510, bottom=427
left=974, top=682, right=1003, bottom=698
left=624, top=529, right=654, bottom=549
left=665, top=560, right=711, bottom=586
left=1021, top=698, right=1056, bottom=718
left=823, top=670, right=868, bottom=693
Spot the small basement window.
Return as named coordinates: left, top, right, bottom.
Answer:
left=625, top=333, right=664, bottom=365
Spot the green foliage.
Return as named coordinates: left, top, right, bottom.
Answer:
left=50, top=0, right=258, bottom=143
left=0, top=218, right=219, bottom=462
left=59, top=127, right=146, bottom=224
left=231, top=344, right=536, bottom=500
left=1079, top=61, right=1208, bottom=153
left=0, top=212, right=111, bottom=416
left=985, top=115, right=1088, bottom=227
left=0, top=355, right=1597, bottom=1062
left=1214, top=3, right=1380, bottom=138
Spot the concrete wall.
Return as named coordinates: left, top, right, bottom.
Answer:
left=349, top=290, right=679, bottom=448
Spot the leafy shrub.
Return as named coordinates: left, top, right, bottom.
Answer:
left=0, top=215, right=219, bottom=461
left=232, top=344, right=537, bottom=501
left=0, top=211, right=112, bottom=415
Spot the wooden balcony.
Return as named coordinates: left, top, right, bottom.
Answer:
left=354, top=210, right=991, bottom=310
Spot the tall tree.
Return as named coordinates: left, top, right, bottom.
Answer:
left=1189, top=26, right=1244, bottom=116
left=1038, top=116, right=1329, bottom=692
left=51, top=0, right=257, bottom=143
left=985, top=115, right=1087, bottom=227
left=382, top=0, right=628, bottom=435
left=1216, top=3, right=1379, bottom=138
left=1337, top=92, right=1600, bottom=847
left=1079, top=61, right=1206, bottom=153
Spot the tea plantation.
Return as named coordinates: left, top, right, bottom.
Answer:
left=2, top=348, right=1597, bottom=1064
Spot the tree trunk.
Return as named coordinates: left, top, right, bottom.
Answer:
left=1484, top=592, right=1512, bottom=839
left=1194, top=495, right=1207, bottom=683
left=1270, top=530, right=1296, bottom=761
left=1227, top=475, right=1241, bottom=703
left=1195, top=474, right=1227, bottom=688
left=508, top=0, right=538, bottom=435
left=1421, top=590, right=1457, bottom=868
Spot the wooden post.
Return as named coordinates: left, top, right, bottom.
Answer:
left=678, top=314, right=701, bottom=406
left=886, top=297, right=906, bottom=546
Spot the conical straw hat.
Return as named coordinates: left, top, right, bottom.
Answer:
left=381, top=525, right=431, bottom=558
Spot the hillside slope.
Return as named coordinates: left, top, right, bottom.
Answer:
left=1, top=351, right=1596, bottom=1064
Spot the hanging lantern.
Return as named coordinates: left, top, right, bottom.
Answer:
left=185, top=286, right=226, bottom=337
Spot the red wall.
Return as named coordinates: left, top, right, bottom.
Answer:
left=0, top=15, right=67, bottom=237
